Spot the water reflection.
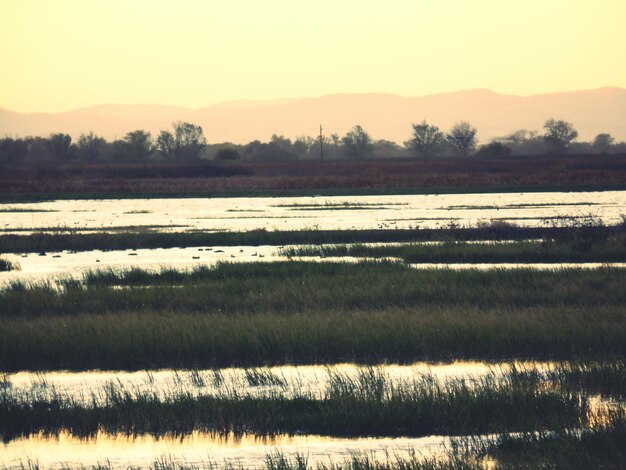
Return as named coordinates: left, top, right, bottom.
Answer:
left=1, top=245, right=625, bottom=287
left=4, top=361, right=554, bottom=405
left=1, top=191, right=624, bottom=235
left=1, top=430, right=451, bottom=469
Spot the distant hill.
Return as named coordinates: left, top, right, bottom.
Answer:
left=1, top=88, right=625, bottom=144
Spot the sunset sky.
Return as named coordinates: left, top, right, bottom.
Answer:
left=1, top=0, right=625, bottom=113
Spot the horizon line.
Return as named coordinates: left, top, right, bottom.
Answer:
left=1, top=86, right=624, bottom=115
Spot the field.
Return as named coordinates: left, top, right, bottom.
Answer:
left=1, top=154, right=626, bottom=200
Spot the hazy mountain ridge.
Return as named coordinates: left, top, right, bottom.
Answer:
left=1, top=88, right=625, bottom=144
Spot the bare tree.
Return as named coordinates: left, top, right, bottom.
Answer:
left=447, top=121, right=477, bottom=156
left=405, top=121, right=445, bottom=158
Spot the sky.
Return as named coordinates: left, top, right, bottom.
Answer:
left=1, top=0, right=625, bottom=113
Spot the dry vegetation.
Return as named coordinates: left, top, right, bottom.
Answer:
left=1, top=154, right=625, bottom=199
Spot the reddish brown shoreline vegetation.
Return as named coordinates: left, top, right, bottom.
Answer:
left=1, top=154, right=625, bottom=198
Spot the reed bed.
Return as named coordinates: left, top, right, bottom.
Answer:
left=2, top=306, right=625, bottom=370
left=280, top=233, right=626, bottom=263
left=547, top=361, right=626, bottom=398
left=1, top=262, right=625, bottom=369
left=2, top=262, right=625, bottom=318
left=0, top=223, right=621, bottom=254
left=4, top=362, right=623, bottom=406
left=2, top=154, right=626, bottom=200
left=0, top=456, right=484, bottom=470
left=261, top=411, right=626, bottom=469
left=3, top=364, right=626, bottom=467
left=0, top=369, right=587, bottom=442
left=482, top=409, right=626, bottom=469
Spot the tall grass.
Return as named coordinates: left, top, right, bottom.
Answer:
left=5, top=454, right=479, bottom=470
left=1, top=262, right=625, bottom=369
left=2, top=263, right=624, bottom=318
left=0, top=369, right=587, bottom=441
left=0, top=223, right=622, bottom=254
left=9, top=419, right=626, bottom=470
left=547, top=361, right=626, bottom=398
left=280, top=234, right=626, bottom=263
left=2, top=306, right=625, bottom=370
left=482, top=410, right=626, bottom=469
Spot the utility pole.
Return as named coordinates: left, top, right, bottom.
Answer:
left=319, top=124, right=324, bottom=161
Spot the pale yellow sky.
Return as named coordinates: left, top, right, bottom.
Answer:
left=1, top=0, right=625, bottom=113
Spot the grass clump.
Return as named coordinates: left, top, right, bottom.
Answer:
left=0, top=257, right=18, bottom=271
left=0, top=369, right=587, bottom=442
left=481, top=410, right=626, bottom=469
left=1, top=262, right=626, bottom=369
left=263, top=452, right=480, bottom=470
left=2, top=306, right=625, bottom=370
left=0, top=223, right=622, bottom=254
left=280, top=232, right=626, bottom=263
left=547, top=361, right=626, bottom=399
left=2, top=262, right=625, bottom=318
left=244, top=368, right=287, bottom=387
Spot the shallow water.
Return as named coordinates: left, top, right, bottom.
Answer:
left=2, top=245, right=625, bottom=287
left=0, top=431, right=453, bottom=469
left=0, top=245, right=284, bottom=286
left=0, top=361, right=538, bottom=469
left=1, top=191, right=623, bottom=468
left=1, top=191, right=624, bottom=234
left=3, top=361, right=553, bottom=404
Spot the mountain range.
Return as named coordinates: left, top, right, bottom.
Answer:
left=1, top=87, right=625, bottom=144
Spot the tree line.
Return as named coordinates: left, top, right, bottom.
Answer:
left=1, top=119, right=624, bottom=164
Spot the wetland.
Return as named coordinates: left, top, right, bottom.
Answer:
left=1, top=189, right=625, bottom=468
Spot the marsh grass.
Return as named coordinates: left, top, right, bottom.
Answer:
left=481, top=410, right=626, bottom=469
left=2, top=262, right=625, bottom=318
left=0, top=453, right=481, bottom=470
left=10, top=425, right=626, bottom=469
left=289, top=206, right=390, bottom=211
left=244, top=369, right=288, bottom=387
left=7, top=414, right=626, bottom=469
left=2, top=306, right=626, bottom=370
left=0, top=257, right=18, bottom=271
left=0, top=223, right=622, bottom=254
left=274, top=203, right=409, bottom=208
left=276, top=202, right=406, bottom=211
left=0, top=224, right=187, bottom=234
left=0, top=369, right=587, bottom=442
left=261, top=452, right=483, bottom=470
left=5, top=367, right=626, bottom=467
left=2, top=262, right=626, bottom=369
left=280, top=234, right=626, bottom=263
left=547, top=361, right=626, bottom=399
left=445, top=202, right=600, bottom=210
left=0, top=208, right=56, bottom=213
